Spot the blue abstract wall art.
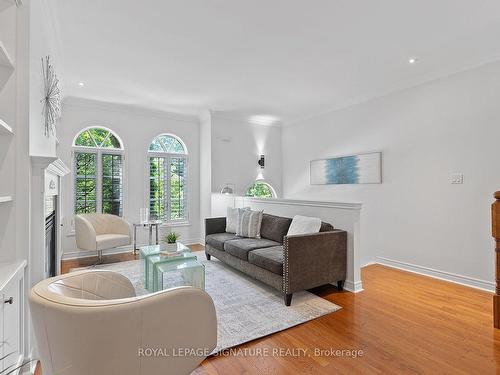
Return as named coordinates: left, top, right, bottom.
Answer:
left=310, top=152, right=382, bottom=185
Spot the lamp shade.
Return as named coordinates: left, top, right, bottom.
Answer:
left=220, top=184, right=234, bottom=195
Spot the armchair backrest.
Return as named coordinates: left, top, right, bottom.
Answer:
left=30, top=270, right=217, bottom=375
left=77, top=213, right=130, bottom=235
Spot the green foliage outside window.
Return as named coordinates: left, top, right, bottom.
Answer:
left=75, top=152, right=97, bottom=214
left=75, top=128, right=121, bottom=149
left=102, top=154, right=123, bottom=216
left=246, top=182, right=275, bottom=198
left=149, top=135, right=188, bottom=222
left=74, top=127, right=123, bottom=216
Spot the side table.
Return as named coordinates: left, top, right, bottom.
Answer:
left=133, top=220, right=163, bottom=254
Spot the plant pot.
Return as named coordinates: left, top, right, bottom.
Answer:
left=165, top=243, right=178, bottom=252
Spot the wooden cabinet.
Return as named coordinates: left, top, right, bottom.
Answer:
left=0, top=261, right=26, bottom=374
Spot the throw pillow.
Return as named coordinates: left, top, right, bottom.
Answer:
left=287, top=215, right=322, bottom=236
left=236, top=209, right=263, bottom=239
left=226, top=207, right=249, bottom=233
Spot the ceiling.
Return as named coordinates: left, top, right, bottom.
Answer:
left=49, top=0, right=500, bottom=125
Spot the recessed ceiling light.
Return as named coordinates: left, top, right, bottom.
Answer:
left=408, top=57, right=418, bottom=64
left=78, top=82, right=85, bottom=87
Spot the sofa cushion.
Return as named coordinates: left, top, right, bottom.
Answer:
left=224, top=238, right=280, bottom=261
left=260, top=214, right=292, bottom=244
left=248, top=246, right=284, bottom=275
left=320, top=222, right=334, bottom=232
left=206, top=233, right=240, bottom=251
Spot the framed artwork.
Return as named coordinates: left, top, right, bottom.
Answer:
left=310, top=152, right=382, bottom=185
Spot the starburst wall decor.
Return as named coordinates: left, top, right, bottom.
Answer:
left=41, top=56, right=61, bottom=137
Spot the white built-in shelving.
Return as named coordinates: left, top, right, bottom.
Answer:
left=0, top=40, right=14, bottom=91
left=0, top=195, right=13, bottom=203
left=0, top=0, right=18, bottom=13
left=0, top=117, right=13, bottom=135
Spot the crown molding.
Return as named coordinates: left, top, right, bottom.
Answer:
left=285, top=55, right=500, bottom=127
left=211, top=112, right=283, bottom=128
left=63, top=96, right=200, bottom=124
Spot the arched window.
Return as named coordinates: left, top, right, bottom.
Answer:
left=73, top=127, right=124, bottom=216
left=246, top=181, right=277, bottom=198
left=148, top=134, right=188, bottom=222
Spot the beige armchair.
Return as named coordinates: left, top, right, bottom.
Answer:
left=75, top=213, right=132, bottom=261
left=30, top=270, right=217, bottom=375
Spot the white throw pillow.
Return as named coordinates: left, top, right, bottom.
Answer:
left=287, top=215, right=322, bottom=236
left=236, top=209, right=263, bottom=239
left=226, top=207, right=250, bottom=233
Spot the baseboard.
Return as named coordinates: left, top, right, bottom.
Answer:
left=62, top=239, right=204, bottom=260
left=344, top=280, right=363, bottom=293
left=376, top=256, right=495, bottom=293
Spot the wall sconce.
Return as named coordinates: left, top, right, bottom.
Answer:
left=258, top=155, right=265, bottom=169
left=220, top=183, right=235, bottom=195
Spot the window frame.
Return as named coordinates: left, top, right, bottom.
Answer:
left=147, top=134, right=189, bottom=224
left=72, top=126, right=125, bottom=216
left=245, top=181, right=277, bottom=199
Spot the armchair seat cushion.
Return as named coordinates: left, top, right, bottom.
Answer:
left=96, top=234, right=130, bottom=251
left=206, top=233, right=240, bottom=251
left=224, top=238, right=280, bottom=261
left=248, top=246, right=284, bottom=275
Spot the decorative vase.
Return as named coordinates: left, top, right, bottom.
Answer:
left=140, top=208, right=150, bottom=223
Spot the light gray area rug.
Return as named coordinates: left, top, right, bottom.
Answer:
left=73, top=252, right=341, bottom=352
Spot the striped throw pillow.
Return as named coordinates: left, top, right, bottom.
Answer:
left=236, top=209, right=263, bottom=239
left=226, top=206, right=250, bottom=233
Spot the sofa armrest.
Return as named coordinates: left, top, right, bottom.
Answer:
left=205, top=217, right=227, bottom=236
left=283, top=230, right=347, bottom=294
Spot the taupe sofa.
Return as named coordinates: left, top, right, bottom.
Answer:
left=205, top=213, right=347, bottom=306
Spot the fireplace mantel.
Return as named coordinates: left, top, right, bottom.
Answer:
left=30, top=156, right=70, bottom=286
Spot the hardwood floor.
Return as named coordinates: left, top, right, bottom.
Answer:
left=198, top=265, right=500, bottom=374
left=60, top=249, right=500, bottom=374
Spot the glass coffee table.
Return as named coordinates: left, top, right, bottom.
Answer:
left=154, top=258, right=205, bottom=292
left=139, top=243, right=204, bottom=292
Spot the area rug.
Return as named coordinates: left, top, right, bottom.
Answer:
left=72, top=252, right=341, bottom=353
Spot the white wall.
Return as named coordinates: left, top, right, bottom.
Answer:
left=58, top=97, right=202, bottom=257
left=199, top=111, right=212, bottom=238
left=211, top=116, right=282, bottom=197
left=282, top=61, right=500, bottom=288
left=28, top=0, right=59, bottom=158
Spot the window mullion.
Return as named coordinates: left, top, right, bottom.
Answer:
left=97, top=150, right=103, bottom=213
left=165, top=156, right=170, bottom=222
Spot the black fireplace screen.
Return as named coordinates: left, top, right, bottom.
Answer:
left=45, top=209, right=56, bottom=277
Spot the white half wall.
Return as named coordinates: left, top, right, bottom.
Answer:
left=234, top=197, right=362, bottom=292
left=282, top=60, right=500, bottom=290
left=58, top=97, right=202, bottom=257
left=211, top=115, right=283, bottom=197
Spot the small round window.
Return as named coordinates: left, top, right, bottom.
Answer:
left=246, top=181, right=276, bottom=198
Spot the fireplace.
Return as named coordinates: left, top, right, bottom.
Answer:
left=31, top=157, right=70, bottom=283
left=45, top=196, right=57, bottom=277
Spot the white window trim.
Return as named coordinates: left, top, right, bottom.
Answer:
left=147, top=151, right=189, bottom=224
left=72, top=145, right=125, bottom=216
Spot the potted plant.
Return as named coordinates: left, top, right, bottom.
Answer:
left=163, top=232, right=180, bottom=252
